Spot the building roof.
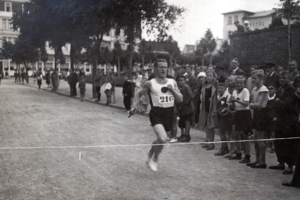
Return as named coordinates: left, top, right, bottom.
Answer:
left=244, top=10, right=273, bottom=19
left=222, top=10, right=254, bottom=15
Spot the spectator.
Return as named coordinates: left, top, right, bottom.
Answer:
left=46, top=70, right=51, bottom=88
left=248, top=70, right=269, bottom=169
left=70, top=69, right=78, bottom=97
left=198, top=70, right=219, bottom=150
left=215, top=82, right=230, bottom=156
left=122, top=74, right=132, bottom=113
left=191, top=72, right=206, bottom=125
left=277, top=66, right=284, bottom=74
left=52, top=69, right=59, bottom=92
left=234, top=21, right=245, bottom=33
left=263, top=62, right=280, bottom=89
left=109, top=73, right=116, bottom=103
left=103, top=78, right=112, bottom=106
left=246, top=65, right=259, bottom=93
left=33, top=70, right=37, bottom=84
left=0, top=72, right=2, bottom=85
left=282, top=77, right=300, bottom=188
left=14, top=70, right=18, bottom=83
left=288, top=60, right=299, bottom=83
left=229, top=76, right=252, bottom=162
left=176, top=75, right=195, bottom=142
left=265, top=84, right=277, bottom=153
left=78, top=76, right=86, bottom=101
left=185, top=65, right=195, bottom=88
left=194, top=65, right=201, bottom=77
left=37, top=74, right=42, bottom=91
left=18, top=70, right=21, bottom=82
left=5, top=70, right=8, bottom=79
left=230, top=58, right=246, bottom=76
left=79, top=68, right=86, bottom=79
left=215, top=65, right=227, bottom=83
left=201, top=66, right=208, bottom=73
left=140, top=70, right=150, bottom=113
left=244, top=20, right=253, bottom=32
left=94, top=69, right=103, bottom=103
left=270, top=70, right=296, bottom=174
left=21, top=70, right=25, bottom=84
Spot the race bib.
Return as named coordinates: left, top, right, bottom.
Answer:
left=159, top=95, right=174, bottom=103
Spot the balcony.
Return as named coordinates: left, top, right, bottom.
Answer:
left=0, top=11, right=13, bottom=18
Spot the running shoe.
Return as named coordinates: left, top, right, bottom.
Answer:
left=169, top=138, right=178, bottom=143
left=147, top=158, right=158, bottom=172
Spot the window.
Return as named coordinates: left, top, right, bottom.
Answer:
left=262, top=21, right=264, bottom=26
left=5, top=2, right=12, bottom=12
left=2, top=19, right=7, bottom=30
left=259, top=22, right=261, bottom=26
left=256, top=22, right=258, bottom=26
left=9, top=19, right=12, bottom=29
left=234, top=15, right=238, bottom=23
left=228, top=16, right=232, bottom=24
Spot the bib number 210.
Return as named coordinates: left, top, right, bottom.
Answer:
left=159, top=96, right=174, bottom=103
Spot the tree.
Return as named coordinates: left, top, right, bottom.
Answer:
left=164, top=36, right=180, bottom=75
left=111, top=0, right=185, bottom=78
left=139, top=39, right=147, bottom=68
left=278, top=0, right=300, bottom=61
left=101, top=47, right=113, bottom=75
left=113, top=41, right=124, bottom=76
left=204, top=29, right=217, bottom=65
left=1, top=38, right=39, bottom=81
left=195, top=38, right=208, bottom=66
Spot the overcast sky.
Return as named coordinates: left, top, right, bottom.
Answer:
left=150, top=0, right=281, bottom=50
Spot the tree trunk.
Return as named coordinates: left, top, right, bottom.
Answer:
left=117, top=57, right=120, bottom=76
left=92, top=34, right=103, bottom=98
left=210, top=52, right=212, bottom=66
left=288, top=17, right=291, bottom=61
left=54, top=48, right=58, bottom=70
left=70, top=42, right=75, bottom=70
left=128, top=42, right=134, bottom=79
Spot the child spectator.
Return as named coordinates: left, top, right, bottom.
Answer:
left=248, top=70, right=269, bottom=169
left=265, top=84, right=277, bottom=153
left=122, top=74, right=132, bottom=113
left=215, top=83, right=230, bottom=156
left=109, top=73, right=116, bottom=103
left=78, top=76, right=86, bottom=101
left=224, top=82, right=236, bottom=158
left=176, top=76, right=195, bottom=142
left=37, top=75, right=42, bottom=90
left=270, top=70, right=296, bottom=174
left=229, top=77, right=252, bottom=163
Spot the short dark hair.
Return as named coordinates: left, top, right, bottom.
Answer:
left=154, top=59, right=167, bottom=68
left=280, top=70, right=291, bottom=79
left=251, top=65, right=259, bottom=70
left=176, top=75, right=185, bottom=81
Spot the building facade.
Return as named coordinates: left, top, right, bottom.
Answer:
left=222, top=9, right=288, bottom=41
left=0, top=0, right=140, bottom=76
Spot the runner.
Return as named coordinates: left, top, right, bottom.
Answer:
left=136, top=59, right=183, bottom=172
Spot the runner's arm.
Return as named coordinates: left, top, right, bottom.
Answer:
left=249, top=91, right=268, bottom=110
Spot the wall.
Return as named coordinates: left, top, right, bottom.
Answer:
left=229, top=23, right=300, bottom=74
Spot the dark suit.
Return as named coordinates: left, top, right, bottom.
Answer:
left=273, top=84, right=296, bottom=167
left=232, top=67, right=246, bottom=76
left=291, top=70, right=299, bottom=82
left=237, top=25, right=245, bottom=33
left=264, top=72, right=280, bottom=88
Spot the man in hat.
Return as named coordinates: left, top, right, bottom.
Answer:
left=244, top=20, right=253, bottom=32
left=215, top=65, right=227, bottom=83
left=263, top=62, right=280, bottom=89
left=234, top=21, right=245, bottom=33
left=230, top=58, right=246, bottom=76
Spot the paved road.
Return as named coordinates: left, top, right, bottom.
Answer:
left=0, top=78, right=299, bottom=200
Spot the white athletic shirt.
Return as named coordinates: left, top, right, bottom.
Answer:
left=150, top=78, right=174, bottom=108
left=232, top=88, right=250, bottom=110
left=251, top=85, right=269, bottom=108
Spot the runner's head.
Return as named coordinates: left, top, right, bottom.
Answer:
left=154, top=59, right=168, bottom=78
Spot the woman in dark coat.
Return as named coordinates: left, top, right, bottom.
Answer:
left=198, top=70, right=219, bottom=150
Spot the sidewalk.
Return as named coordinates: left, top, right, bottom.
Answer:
left=19, top=78, right=147, bottom=114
